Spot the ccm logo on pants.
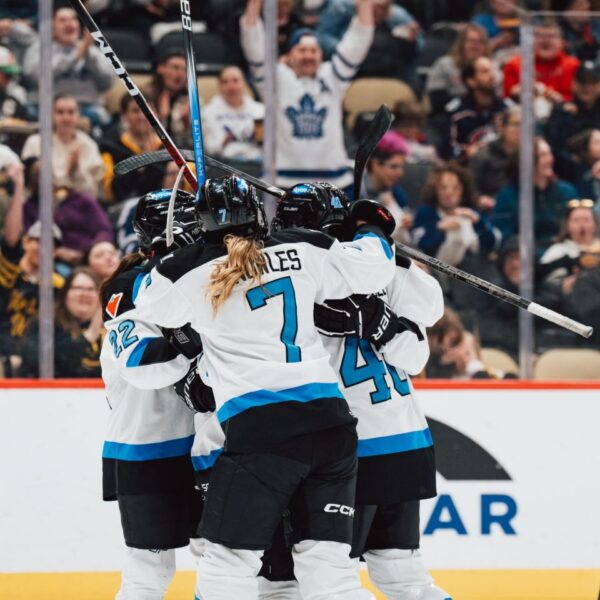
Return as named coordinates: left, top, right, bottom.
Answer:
left=323, top=503, right=355, bottom=517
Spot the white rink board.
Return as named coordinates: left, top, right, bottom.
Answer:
left=1, top=385, right=599, bottom=573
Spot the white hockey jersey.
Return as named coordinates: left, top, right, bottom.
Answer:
left=101, top=265, right=195, bottom=461
left=202, top=94, right=265, bottom=160
left=321, top=257, right=444, bottom=503
left=135, top=228, right=395, bottom=453
left=240, top=16, right=374, bottom=189
left=191, top=412, right=225, bottom=476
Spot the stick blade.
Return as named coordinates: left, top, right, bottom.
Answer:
left=353, top=104, right=394, bottom=199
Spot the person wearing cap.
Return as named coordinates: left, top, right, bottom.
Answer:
left=363, top=131, right=412, bottom=243
left=0, top=45, right=28, bottom=121
left=0, top=170, right=64, bottom=373
left=546, top=61, right=600, bottom=175
left=22, top=6, right=115, bottom=127
left=240, top=0, right=375, bottom=193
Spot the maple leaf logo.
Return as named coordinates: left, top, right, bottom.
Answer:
left=285, top=94, right=327, bottom=139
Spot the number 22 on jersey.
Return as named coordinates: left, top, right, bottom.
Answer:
left=246, top=276, right=301, bottom=363
left=108, top=320, right=138, bottom=358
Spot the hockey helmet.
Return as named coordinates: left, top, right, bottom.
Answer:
left=197, top=176, right=268, bottom=240
left=133, top=189, right=202, bottom=255
left=273, top=182, right=349, bottom=235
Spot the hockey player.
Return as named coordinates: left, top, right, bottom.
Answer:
left=274, top=184, right=452, bottom=600
left=100, top=188, right=206, bottom=600
left=240, top=0, right=375, bottom=192
left=133, top=174, right=396, bottom=600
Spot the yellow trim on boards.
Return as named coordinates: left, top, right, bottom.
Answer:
left=0, top=569, right=598, bottom=600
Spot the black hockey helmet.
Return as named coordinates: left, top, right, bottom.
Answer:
left=348, top=199, right=396, bottom=241
left=133, top=189, right=202, bottom=255
left=197, top=176, right=268, bottom=240
left=272, top=182, right=350, bottom=236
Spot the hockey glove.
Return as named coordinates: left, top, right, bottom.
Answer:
left=174, top=363, right=216, bottom=413
left=315, top=295, right=424, bottom=348
left=314, top=295, right=396, bottom=349
left=162, top=323, right=203, bottom=359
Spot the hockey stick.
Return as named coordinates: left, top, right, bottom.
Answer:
left=68, top=0, right=198, bottom=192
left=352, top=105, right=394, bottom=200
left=114, top=149, right=593, bottom=338
left=179, top=0, right=206, bottom=192
left=115, top=150, right=285, bottom=198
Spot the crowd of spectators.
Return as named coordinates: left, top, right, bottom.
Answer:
left=1, top=0, right=600, bottom=378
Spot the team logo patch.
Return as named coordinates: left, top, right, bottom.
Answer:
left=105, top=292, right=123, bottom=318
left=285, top=94, right=327, bottom=139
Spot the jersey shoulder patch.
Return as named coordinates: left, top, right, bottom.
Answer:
left=105, top=292, right=123, bottom=319
left=102, top=268, right=143, bottom=321
left=269, top=228, right=334, bottom=250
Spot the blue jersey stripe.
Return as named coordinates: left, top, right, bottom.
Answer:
left=353, top=232, right=393, bottom=259
left=192, top=447, right=223, bottom=472
left=357, top=428, right=433, bottom=458
left=131, top=272, right=148, bottom=303
left=126, top=337, right=154, bottom=367
left=102, top=434, right=195, bottom=461
left=217, top=382, right=344, bottom=423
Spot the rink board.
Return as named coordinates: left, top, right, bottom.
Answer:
left=1, top=380, right=599, bottom=600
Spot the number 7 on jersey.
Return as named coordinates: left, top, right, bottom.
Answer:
left=246, top=276, right=301, bottom=363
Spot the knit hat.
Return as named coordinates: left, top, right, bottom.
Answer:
left=287, top=28, right=320, bottom=51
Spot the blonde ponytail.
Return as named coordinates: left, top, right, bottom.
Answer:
left=206, top=234, right=266, bottom=314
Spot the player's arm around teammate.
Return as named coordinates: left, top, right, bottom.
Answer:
left=100, top=190, right=205, bottom=600
left=134, top=175, right=396, bottom=600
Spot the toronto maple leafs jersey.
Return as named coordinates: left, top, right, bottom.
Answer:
left=100, top=263, right=195, bottom=462
left=321, top=256, right=444, bottom=504
left=135, top=228, right=395, bottom=453
left=240, top=16, right=374, bottom=189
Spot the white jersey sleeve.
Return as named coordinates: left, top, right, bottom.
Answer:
left=380, top=259, right=444, bottom=375
left=316, top=232, right=396, bottom=303
left=320, top=17, right=374, bottom=95
left=104, top=314, right=191, bottom=389
left=102, top=269, right=191, bottom=389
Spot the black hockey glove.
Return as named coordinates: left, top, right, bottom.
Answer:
left=315, top=295, right=424, bottom=348
left=174, top=363, right=216, bottom=413
left=314, top=295, right=396, bottom=349
left=162, top=323, right=203, bottom=359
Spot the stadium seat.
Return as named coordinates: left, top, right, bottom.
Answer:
left=104, top=74, right=153, bottom=115
left=196, top=76, right=220, bottom=105
left=480, top=348, right=519, bottom=377
left=343, top=78, right=416, bottom=129
left=104, top=28, right=153, bottom=73
left=533, top=349, right=600, bottom=380
left=155, top=31, right=231, bottom=74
